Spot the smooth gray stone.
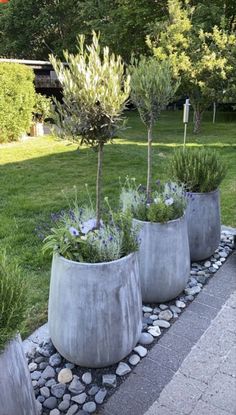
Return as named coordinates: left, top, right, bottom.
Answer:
left=95, top=388, right=107, bottom=404
left=82, top=372, right=92, bottom=385
left=138, top=332, right=154, bottom=345
left=66, top=404, right=78, bottom=415
left=37, top=396, right=45, bottom=404
left=31, top=370, right=42, bottom=381
left=133, top=345, right=147, bottom=357
left=45, top=379, right=56, bottom=387
left=49, top=353, right=62, bottom=367
left=49, top=410, right=60, bottom=415
left=116, top=362, right=131, bottom=376
left=142, top=306, right=153, bottom=313
left=187, top=189, right=221, bottom=261
left=148, top=326, right=161, bottom=337
left=41, top=365, right=56, bottom=379
left=48, top=253, right=142, bottom=368
left=37, top=377, right=46, bottom=387
left=102, top=374, right=117, bottom=388
left=184, top=286, right=201, bottom=296
left=40, top=386, right=50, bottom=398
left=83, top=402, right=97, bottom=413
left=72, top=392, right=87, bottom=404
left=68, top=376, right=85, bottom=394
left=88, top=385, right=99, bottom=396
left=134, top=214, right=190, bottom=303
left=169, top=305, right=181, bottom=314
left=58, top=400, right=70, bottom=411
left=128, top=354, right=141, bottom=366
left=175, top=300, right=186, bottom=308
left=51, top=382, right=66, bottom=398
left=43, top=397, right=57, bottom=410
left=28, top=362, right=37, bottom=372
left=158, top=310, right=173, bottom=321
left=58, top=368, right=73, bottom=384
left=154, top=319, right=170, bottom=328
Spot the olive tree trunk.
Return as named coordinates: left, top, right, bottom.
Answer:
left=146, top=125, right=153, bottom=201
left=96, top=143, right=104, bottom=228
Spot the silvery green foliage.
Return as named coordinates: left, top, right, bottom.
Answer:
left=120, top=177, right=187, bottom=223
left=50, top=31, right=130, bottom=148
left=129, top=57, right=180, bottom=128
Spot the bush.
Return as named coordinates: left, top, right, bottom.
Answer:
left=170, top=148, right=226, bottom=193
left=33, top=93, right=52, bottom=122
left=0, top=62, right=35, bottom=143
left=0, top=252, right=28, bottom=351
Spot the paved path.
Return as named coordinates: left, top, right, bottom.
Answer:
left=100, top=251, right=236, bottom=415
left=144, top=291, right=236, bottom=415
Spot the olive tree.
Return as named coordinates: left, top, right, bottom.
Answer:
left=129, top=56, right=179, bottom=199
left=50, top=32, right=130, bottom=227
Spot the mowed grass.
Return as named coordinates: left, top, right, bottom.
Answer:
left=0, top=109, right=235, bottom=336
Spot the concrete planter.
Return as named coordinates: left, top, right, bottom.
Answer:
left=0, top=335, right=38, bottom=415
left=133, top=214, right=190, bottom=303
left=186, top=189, right=221, bottom=261
left=48, top=253, right=142, bottom=368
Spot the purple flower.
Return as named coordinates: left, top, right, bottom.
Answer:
left=69, top=226, right=79, bottom=237
left=81, top=218, right=97, bottom=234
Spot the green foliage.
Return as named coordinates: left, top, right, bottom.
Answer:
left=0, top=252, right=28, bottom=351
left=120, top=178, right=187, bottom=223
left=0, top=62, right=35, bottom=143
left=129, top=56, right=179, bottom=128
left=43, top=197, right=139, bottom=263
left=170, top=148, right=227, bottom=192
left=33, top=93, right=52, bottom=122
left=148, top=0, right=236, bottom=132
left=50, top=32, right=130, bottom=147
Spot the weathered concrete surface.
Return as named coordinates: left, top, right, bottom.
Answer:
left=144, top=290, right=236, bottom=415
left=134, top=215, right=190, bottom=303
left=0, top=335, right=38, bottom=415
left=187, top=189, right=221, bottom=261
left=48, top=253, right=142, bottom=368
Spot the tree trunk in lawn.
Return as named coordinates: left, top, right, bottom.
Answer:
left=146, top=125, right=153, bottom=201
left=213, top=101, right=216, bottom=124
left=96, top=143, right=104, bottom=228
left=193, top=109, right=203, bottom=134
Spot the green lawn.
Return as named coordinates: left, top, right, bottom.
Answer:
left=0, top=110, right=235, bottom=336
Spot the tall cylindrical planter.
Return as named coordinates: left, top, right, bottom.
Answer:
left=186, top=189, right=221, bottom=261
left=0, top=335, right=38, bottom=415
left=49, top=253, right=142, bottom=368
left=134, top=214, right=190, bottom=303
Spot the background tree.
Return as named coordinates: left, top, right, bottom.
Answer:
left=50, top=32, right=130, bottom=227
left=129, top=57, right=179, bottom=199
left=148, top=0, right=236, bottom=133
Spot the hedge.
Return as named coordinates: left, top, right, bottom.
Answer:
left=0, top=62, right=35, bottom=143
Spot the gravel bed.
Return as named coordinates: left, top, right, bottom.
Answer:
left=26, top=232, right=234, bottom=415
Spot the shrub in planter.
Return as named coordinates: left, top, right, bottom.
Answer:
left=0, top=62, right=35, bottom=143
left=170, top=148, right=227, bottom=260
left=120, top=179, right=190, bottom=303
left=46, top=32, right=142, bottom=368
left=125, top=57, right=188, bottom=303
left=0, top=253, right=38, bottom=415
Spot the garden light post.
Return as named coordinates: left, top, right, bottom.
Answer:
left=183, top=98, right=190, bottom=148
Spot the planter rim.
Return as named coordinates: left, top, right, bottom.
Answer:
left=186, top=188, right=219, bottom=196
left=54, top=251, right=136, bottom=267
left=133, top=212, right=186, bottom=226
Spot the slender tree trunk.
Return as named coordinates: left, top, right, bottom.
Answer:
left=213, top=102, right=216, bottom=124
left=193, top=109, right=203, bottom=134
left=146, top=125, right=153, bottom=202
left=96, top=143, right=104, bottom=228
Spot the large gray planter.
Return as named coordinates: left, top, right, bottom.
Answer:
left=186, top=189, right=221, bottom=261
left=0, top=335, right=38, bottom=415
left=134, top=214, right=190, bottom=303
left=49, top=253, right=142, bottom=368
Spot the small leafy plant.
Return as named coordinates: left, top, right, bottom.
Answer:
left=170, top=148, right=227, bottom=192
left=0, top=252, right=28, bottom=351
left=120, top=177, right=187, bottom=223
left=43, top=194, right=140, bottom=263
left=33, top=93, right=52, bottom=122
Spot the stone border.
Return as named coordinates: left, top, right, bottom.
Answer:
left=99, top=250, right=236, bottom=415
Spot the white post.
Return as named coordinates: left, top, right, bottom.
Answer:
left=183, top=99, right=190, bottom=149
